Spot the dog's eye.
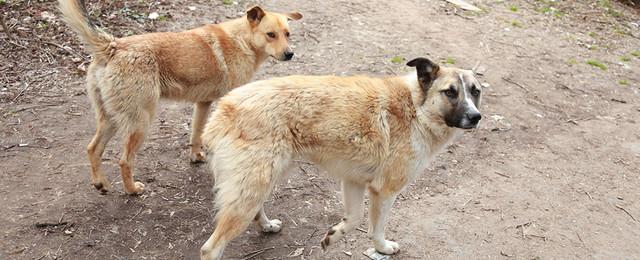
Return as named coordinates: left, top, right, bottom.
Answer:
left=285, top=32, right=290, bottom=38
left=471, top=88, right=481, bottom=97
left=443, top=87, right=457, bottom=98
left=266, top=32, right=276, bottom=38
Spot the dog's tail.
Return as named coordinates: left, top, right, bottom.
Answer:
left=58, top=0, right=115, bottom=61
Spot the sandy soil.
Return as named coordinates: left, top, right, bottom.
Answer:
left=1, top=0, right=639, bottom=259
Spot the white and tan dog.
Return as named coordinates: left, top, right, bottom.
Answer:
left=59, top=0, right=302, bottom=194
left=199, top=57, right=483, bottom=259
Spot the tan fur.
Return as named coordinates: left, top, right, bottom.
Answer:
left=58, top=0, right=302, bottom=194
left=199, top=65, right=482, bottom=259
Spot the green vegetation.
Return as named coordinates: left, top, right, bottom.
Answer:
left=567, top=58, right=578, bottom=65
left=511, top=20, right=522, bottom=28
left=620, top=56, right=631, bottom=62
left=631, top=51, right=640, bottom=57
left=587, top=32, right=597, bottom=38
left=598, top=0, right=622, bottom=17
left=586, top=59, right=607, bottom=71
left=390, top=56, right=404, bottom=64
left=445, top=57, right=456, bottom=65
left=509, top=5, right=518, bottom=12
left=222, top=0, right=233, bottom=5
left=618, top=79, right=629, bottom=86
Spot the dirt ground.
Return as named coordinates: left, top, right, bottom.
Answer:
left=1, top=0, right=640, bottom=259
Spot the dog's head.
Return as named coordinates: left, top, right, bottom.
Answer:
left=246, top=6, right=302, bottom=61
left=407, top=57, right=482, bottom=129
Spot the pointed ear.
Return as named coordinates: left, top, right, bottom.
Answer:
left=246, top=6, right=266, bottom=25
left=286, top=12, right=303, bottom=21
left=406, top=57, right=440, bottom=93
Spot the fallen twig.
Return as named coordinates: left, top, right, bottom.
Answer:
left=240, top=246, right=275, bottom=260
left=585, top=191, right=593, bottom=200
left=494, top=171, right=511, bottom=178
left=13, top=103, right=62, bottom=114
left=356, top=227, right=367, bottom=233
left=615, top=204, right=638, bottom=222
left=502, top=76, right=530, bottom=92
left=0, top=12, right=14, bottom=41
left=35, top=221, right=68, bottom=228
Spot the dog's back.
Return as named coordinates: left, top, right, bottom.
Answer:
left=203, top=75, right=417, bottom=165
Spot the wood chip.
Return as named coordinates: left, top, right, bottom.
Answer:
left=445, top=0, right=481, bottom=11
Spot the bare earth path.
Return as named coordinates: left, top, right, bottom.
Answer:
left=1, top=0, right=639, bottom=259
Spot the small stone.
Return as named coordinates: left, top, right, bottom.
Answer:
left=148, top=12, right=160, bottom=20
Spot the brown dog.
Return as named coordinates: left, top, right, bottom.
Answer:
left=58, top=0, right=302, bottom=194
left=199, top=57, right=482, bottom=259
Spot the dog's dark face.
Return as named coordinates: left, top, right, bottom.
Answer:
left=407, top=58, right=483, bottom=129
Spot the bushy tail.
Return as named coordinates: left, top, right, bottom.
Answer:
left=58, top=0, right=114, bottom=60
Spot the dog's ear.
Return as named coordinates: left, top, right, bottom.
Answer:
left=286, top=12, right=303, bottom=21
left=247, top=6, right=266, bottom=25
left=407, top=57, right=440, bottom=93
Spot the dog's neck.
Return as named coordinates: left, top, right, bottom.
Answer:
left=400, top=73, right=461, bottom=154
left=219, top=18, right=269, bottom=70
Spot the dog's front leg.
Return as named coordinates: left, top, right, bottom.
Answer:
left=321, top=180, right=365, bottom=249
left=368, top=189, right=400, bottom=255
left=190, top=101, right=213, bottom=163
left=254, top=205, right=282, bottom=233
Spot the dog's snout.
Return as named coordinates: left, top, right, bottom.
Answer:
left=467, top=112, right=482, bottom=123
left=284, top=51, right=294, bottom=60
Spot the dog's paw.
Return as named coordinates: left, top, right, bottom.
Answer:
left=91, top=177, right=110, bottom=194
left=190, top=151, right=207, bottom=164
left=125, top=181, right=145, bottom=195
left=320, top=225, right=344, bottom=250
left=261, top=219, right=282, bottom=233
left=375, top=240, right=400, bottom=255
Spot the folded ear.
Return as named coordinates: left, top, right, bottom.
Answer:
left=407, top=57, right=440, bottom=94
left=247, top=6, right=266, bottom=24
left=286, top=12, right=303, bottom=21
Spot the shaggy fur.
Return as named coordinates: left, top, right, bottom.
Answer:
left=58, top=0, right=302, bottom=194
left=199, top=58, right=483, bottom=259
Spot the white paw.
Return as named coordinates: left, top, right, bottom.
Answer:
left=261, top=219, right=282, bottom=233
left=126, top=181, right=145, bottom=195
left=190, top=151, right=207, bottom=163
left=375, top=240, right=400, bottom=255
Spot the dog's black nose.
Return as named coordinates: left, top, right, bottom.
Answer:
left=467, top=112, right=482, bottom=123
left=284, top=51, right=294, bottom=60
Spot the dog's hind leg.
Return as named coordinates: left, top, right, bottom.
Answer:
left=201, top=148, right=290, bottom=260
left=87, top=109, right=116, bottom=193
left=189, top=101, right=213, bottom=163
left=117, top=120, right=152, bottom=195
left=321, top=180, right=366, bottom=249
left=86, top=72, right=116, bottom=193
left=254, top=205, right=282, bottom=233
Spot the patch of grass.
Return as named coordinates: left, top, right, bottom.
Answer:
left=0, top=0, right=6, bottom=4
left=588, top=45, right=598, bottom=51
left=445, top=57, right=456, bottom=65
left=567, top=58, right=578, bottom=65
left=538, top=6, right=552, bottom=14
left=599, top=0, right=622, bottom=17
left=586, top=59, right=607, bottom=71
left=511, top=20, right=522, bottom=28
left=620, top=56, right=631, bottom=62
left=390, top=56, right=404, bottom=64
left=618, top=79, right=629, bottom=86
left=509, top=5, right=518, bottom=12
left=157, top=14, right=168, bottom=21
left=631, top=51, right=640, bottom=57
left=588, top=32, right=597, bottom=38
left=222, top=0, right=233, bottom=5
